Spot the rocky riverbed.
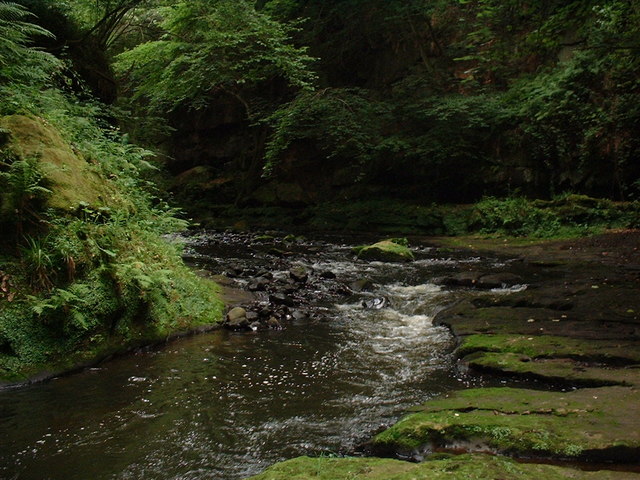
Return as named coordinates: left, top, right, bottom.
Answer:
left=247, top=230, right=640, bottom=479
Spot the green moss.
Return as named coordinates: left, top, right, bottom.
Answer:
left=458, top=334, right=640, bottom=364
left=356, top=240, right=414, bottom=262
left=0, top=114, right=224, bottom=385
left=0, top=115, right=128, bottom=211
left=464, top=351, right=639, bottom=387
left=372, top=387, right=640, bottom=461
left=245, top=453, right=640, bottom=480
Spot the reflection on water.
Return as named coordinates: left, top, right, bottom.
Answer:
left=0, top=233, right=511, bottom=480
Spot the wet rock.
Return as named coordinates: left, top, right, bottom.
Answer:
left=437, top=271, right=483, bottom=287
left=283, top=282, right=300, bottom=295
left=245, top=310, right=259, bottom=322
left=227, top=307, right=246, bottom=321
left=371, top=386, right=640, bottom=464
left=267, top=317, right=282, bottom=330
left=319, top=270, right=336, bottom=279
left=249, top=321, right=262, bottom=332
left=332, top=284, right=353, bottom=296
left=226, top=267, right=244, bottom=278
left=476, top=273, right=524, bottom=289
left=289, top=266, right=309, bottom=283
left=269, top=293, right=295, bottom=307
left=255, top=270, right=273, bottom=279
left=362, top=297, right=389, bottom=309
left=248, top=277, right=270, bottom=291
left=440, top=272, right=524, bottom=290
left=350, top=279, right=375, bottom=292
left=291, top=310, right=309, bottom=322
left=225, top=307, right=249, bottom=329
left=355, top=240, right=414, bottom=262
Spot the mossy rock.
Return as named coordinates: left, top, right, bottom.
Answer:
left=456, top=334, right=640, bottom=387
left=435, top=299, right=640, bottom=341
left=463, top=351, right=640, bottom=387
left=355, top=240, right=414, bottom=262
left=457, top=334, right=640, bottom=363
left=372, top=386, right=640, bottom=462
left=245, top=453, right=640, bottom=479
left=0, top=115, right=128, bottom=211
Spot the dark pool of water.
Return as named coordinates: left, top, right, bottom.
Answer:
left=0, top=232, right=518, bottom=480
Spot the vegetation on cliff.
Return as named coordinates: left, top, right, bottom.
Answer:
left=0, top=2, right=222, bottom=383
left=100, top=0, right=640, bottom=209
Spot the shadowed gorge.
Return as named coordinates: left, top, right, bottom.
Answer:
left=1, top=1, right=639, bottom=479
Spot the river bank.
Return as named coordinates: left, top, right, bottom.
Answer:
left=247, top=230, right=640, bottom=479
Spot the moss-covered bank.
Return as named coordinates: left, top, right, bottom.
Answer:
left=0, top=113, right=223, bottom=386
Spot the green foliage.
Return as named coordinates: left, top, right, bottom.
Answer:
left=506, top=47, right=640, bottom=198
left=0, top=1, right=223, bottom=382
left=471, top=197, right=561, bottom=237
left=0, top=155, right=52, bottom=233
left=115, top=0, right=316, bottom=115
left=0, top=1, right=61, bottom=87
left=265, top=88, right=389, bottom=174
left=20, top=235, right=54, bottom=291
left=470, top=195, right=640, bottom=238
left=253, top=0, right=640, bottom=202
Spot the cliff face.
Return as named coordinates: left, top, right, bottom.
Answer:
left=159, top=0, right=640, bottom=208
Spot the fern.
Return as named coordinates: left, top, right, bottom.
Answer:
left=0, top=2, right=60, bottom=87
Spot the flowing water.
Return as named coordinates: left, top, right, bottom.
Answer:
left=0, top=232, right=520, bottom=480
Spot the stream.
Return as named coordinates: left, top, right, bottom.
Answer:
left=0, top=232, right=522, bottom=480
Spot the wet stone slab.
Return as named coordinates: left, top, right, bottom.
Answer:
left=370, top=386, right=640, bottom=463
left=245, top=453, right=640, bottom=480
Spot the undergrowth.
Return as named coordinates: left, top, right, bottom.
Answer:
left=192, top=195, right=639, bottom=239
left=0, top=5, right=222, bottom=383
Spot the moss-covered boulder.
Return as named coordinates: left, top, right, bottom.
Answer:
left=245, top=453, right=640, bottom=480
left=371, top=386, right=640, bottom=462
left=355, top=239, right=414, bottom=262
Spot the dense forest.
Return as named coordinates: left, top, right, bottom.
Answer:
left=110, top=0, right=640, bottom=208
left=1, top=0, right=639, bottom=396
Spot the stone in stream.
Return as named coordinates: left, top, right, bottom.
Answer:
left=248, top=277, right=270, bottom=291
left=267, top=317, right=282, bottom=329
left=319, top=270, right=337, bottom=279
left=362, top=297, right=389, bottom=310
left=270, top=293, right=296, bottom=307
left=437, top=271, right=483, bottom=287
left=289, top=266, right=309, bottom=283
left=249, top=321, right=262, bottom=332
left=437, top=272, right=524, bottom=289
left=355, top=240, right=414, bottom=262
left=350, top=278, right=375, bottom=292
left=225, top=307, right=249, bottom=330
left=290, top=310, right=309, bottom=322
left=282, top=282, right=300, bottom=295
left=476, top=273, right=524, bottom=289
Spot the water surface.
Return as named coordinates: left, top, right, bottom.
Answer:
left=0, top=233, right=515, bottom=479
